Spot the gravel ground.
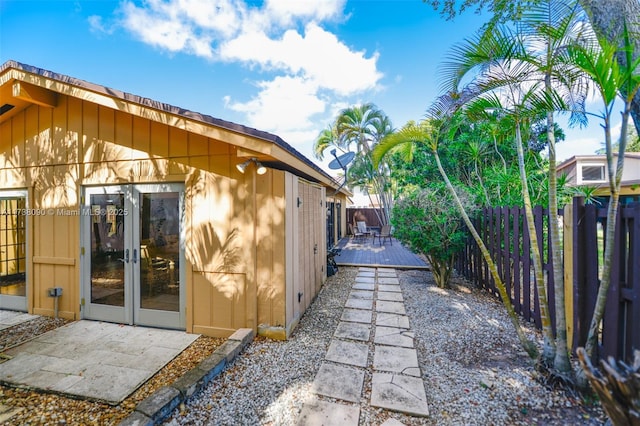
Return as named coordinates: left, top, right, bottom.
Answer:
left=165, top=267, right=606, bottom=426
left=1, top=267, right=606, bottom=425
left=400, top=270, right=605, bottom=425
left=0, top=319, right=224, bottom=425
left=0, top=316, right=69, bottom=352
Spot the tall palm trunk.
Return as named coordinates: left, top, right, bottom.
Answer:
left=545, top=77, right=572, bottom=373
left=434, top=149, right=539, bottom=359
left=515, top=122, right=556, bottom=364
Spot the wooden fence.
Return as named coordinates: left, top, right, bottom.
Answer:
left=455, top=198, right=640, bottom=362
left=346, top=208, right=384, bottom=233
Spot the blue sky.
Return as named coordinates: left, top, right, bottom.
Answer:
left=0, top=0, right=608, bottom=173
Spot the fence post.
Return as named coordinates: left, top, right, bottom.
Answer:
left=602, top=206, right=624, bottom=360
left=572, top=196, right=586, bottom=353
left=627, top=204, right=640, bottom=362
left=512, top=206, right=521, bottom=315
left=563, top=202, right=574, bottom=351
left=502, top=206, right=511, bottom=306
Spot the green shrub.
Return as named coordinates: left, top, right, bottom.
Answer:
left=392, top=184, right=474, bottom=288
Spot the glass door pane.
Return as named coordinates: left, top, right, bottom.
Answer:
left=89, top=193, right=126, bottom=307
left=0, top=193, right=27, bottom=311
left=139, top=191, right=180, bottom=312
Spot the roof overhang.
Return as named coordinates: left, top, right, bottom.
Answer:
left=0, top=60, right=348, bottom=195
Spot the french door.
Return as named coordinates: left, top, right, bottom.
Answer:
left=82, top=184, right=185, bottom=329
left=0, top=190, right=28, bottom=311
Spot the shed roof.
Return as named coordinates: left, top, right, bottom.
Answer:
left=0, top=60, right=347, bottom=193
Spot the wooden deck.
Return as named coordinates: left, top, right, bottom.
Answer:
left=334, top=236, right=429, bottom=269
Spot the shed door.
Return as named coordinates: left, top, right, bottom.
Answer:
left=82, top=184, right=185, bottom=329
left=296, top=181, right=325, bottom=313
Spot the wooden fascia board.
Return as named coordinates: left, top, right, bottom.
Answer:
left=270, top=144, right=345, bottom=192
left=594, top=185, right=640, bottom=196
left=1, top=67, right=347, bottom=191
left=12, top=81, right=57, bottom=108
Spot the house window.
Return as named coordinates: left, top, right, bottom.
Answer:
left=580, top=164, right=605, bottom=183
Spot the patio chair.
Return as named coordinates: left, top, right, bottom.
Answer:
left=349, top=223, right=364, bottom=242
left=356, top=221, right=368, bottom=235
left=377, top=224, right=392, bottom=245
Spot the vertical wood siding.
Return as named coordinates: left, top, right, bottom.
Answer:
left=0, top=96, right=295, bottom=337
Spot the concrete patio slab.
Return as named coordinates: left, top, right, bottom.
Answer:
left=370, top=373, right=429, bottom=417
left=341, top=309, right=373, bottom=324
left=376, top=300, right=407, bottom=315
left=378, top=277, right=400, bottom=285
left=297, top=399, right=360, bottom=426
left=334, top=322, right=371, bottom=341
left=0, top=321, right=198, bottom=404
left=311, top=363, right=364, bottom=402
left=377, top=291, right=404, bottom=302
left=353, top=283, right=375, bottom=291
left=0, top=311, right=38, bottom=331
left=376, top=313, right=410, bottom=329
left=345, top=298, right=373, bottom=310
left=349, top=290, right=374, bottom=300
left=377, top=271, right=398, bottom=278
left=358, top=267, right=376, bottom=272
left=325, top=340, right=369, bottom=367
left=357, top=271, right=376, bottom=278
left=355, top=276, right=375, bottom=284
left=378, top=284, right=402, bottom=293
left=373, top=346, right=420, bottom=377
left=374, top=327, right=415, bottom=348
left=377, top=268, right=396, bottom=272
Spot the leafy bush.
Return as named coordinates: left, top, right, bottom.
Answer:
left=392, top=184, right=474, bottom=288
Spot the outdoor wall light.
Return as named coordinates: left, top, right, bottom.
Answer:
left=236, top=158, right=267, bottom=175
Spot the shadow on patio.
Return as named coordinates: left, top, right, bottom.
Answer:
left=334, top=236, right=429, bottom=269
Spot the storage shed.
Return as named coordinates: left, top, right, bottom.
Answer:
left=0, top=61, right=347, bottom=339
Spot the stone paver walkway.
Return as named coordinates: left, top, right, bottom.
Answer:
left=297, top=267, right=429, bottom=425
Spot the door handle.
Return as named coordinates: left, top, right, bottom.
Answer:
left=118, top=249, right=130, bottom=263
left=132, top=248, right=138, bottom=264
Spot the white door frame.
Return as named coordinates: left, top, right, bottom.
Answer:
left=81, top=184, right=185, bottom=329
left=0, top=189, right=29, bottom=312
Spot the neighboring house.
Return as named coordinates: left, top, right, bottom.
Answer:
left=0, top=61, right=347, bottom=340
left=349, top=186, right=381, bottom=208
left=557, top=153, right=640, bottom=200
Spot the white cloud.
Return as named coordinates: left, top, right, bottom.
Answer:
left=264, top=0, right=345, bottom=25
left=226, top=75, right=325, bottom=133
left=219, top=22, right=381, bottom=95
left=119, top=1, right=215, bottom=58
left=88, top=15, right=113, bottom=34
left=103, top=0, right=382, bottom=159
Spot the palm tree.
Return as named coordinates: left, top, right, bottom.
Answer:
left=439, top=27, right=561, bottom=366
left=315, top=103, right=395, bottom=225
left=438, top=1, right=591, bottom=373
left=373, top=118, right=538, bottom=359
left=568, top=24, right=640, bottom=360
left=312, top=124, right=344, bottom=161
left=516, top=0, right=589, bottom=374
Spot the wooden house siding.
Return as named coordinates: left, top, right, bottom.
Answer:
left=1, top=61, right=340, bottom=339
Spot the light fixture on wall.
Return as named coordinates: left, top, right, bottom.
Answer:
left=236, top=158, right=267, bottom=175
